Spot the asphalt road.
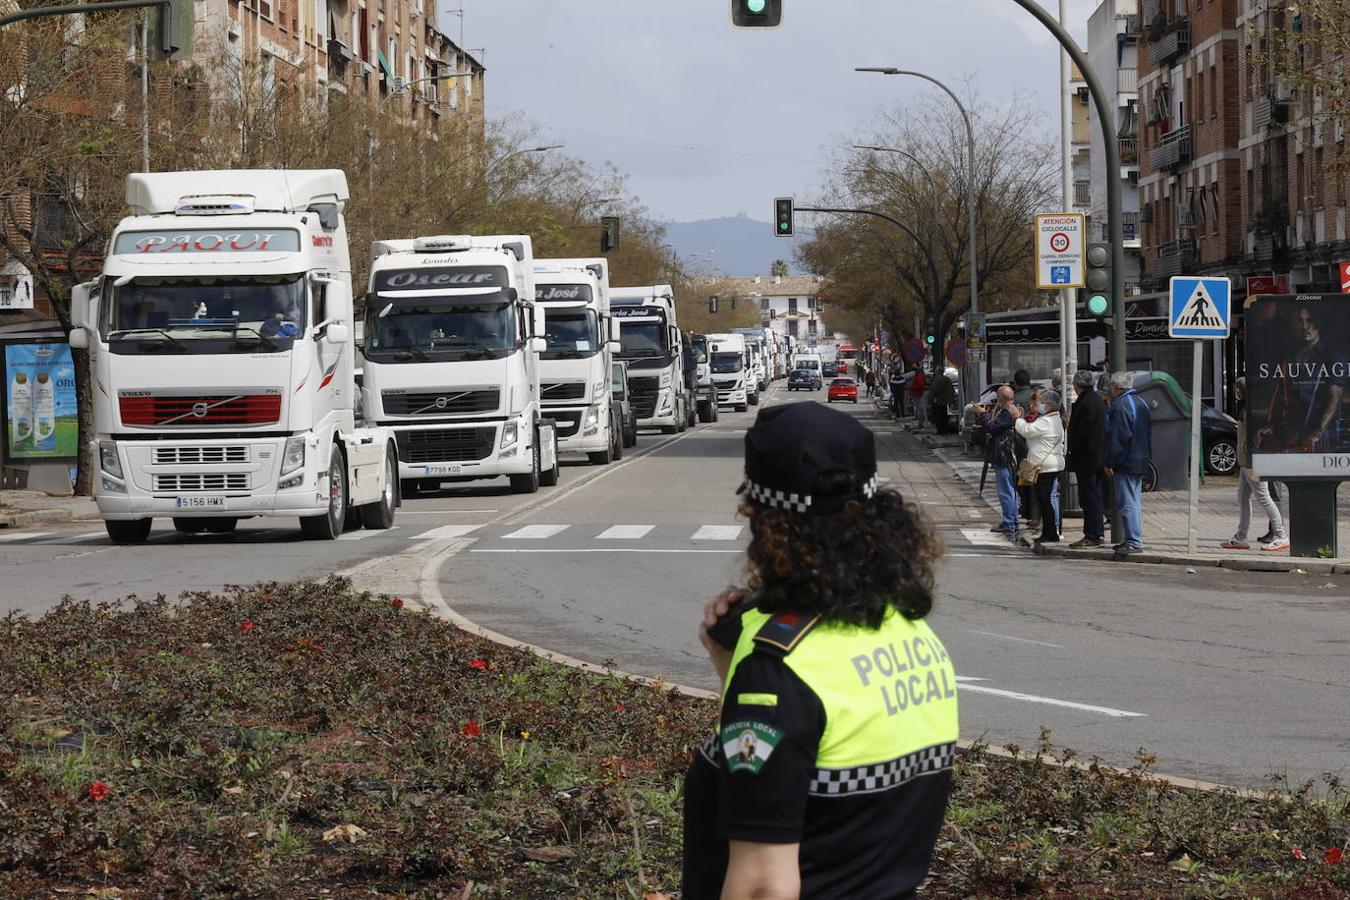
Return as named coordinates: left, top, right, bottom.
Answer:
left=4, top=383, right=1348, bottom=788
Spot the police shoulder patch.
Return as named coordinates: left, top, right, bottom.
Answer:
left=720, top=720, right=784, bottom=775
left=753, top=610, right=821, bottom=656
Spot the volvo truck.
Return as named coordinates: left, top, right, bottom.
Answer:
left=69, top=169, right=399, bottom=544
left=534, top=258, right=621, bottom=465
left=363, top=234, right=559, bottom=495
left=611, top=285, right=691, bottom=434
left=707, top=332, right=751, bottom=412
left=689, top=333, right=720, bottom=423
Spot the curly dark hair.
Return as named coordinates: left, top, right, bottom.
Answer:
left=742, top=472, right=942, bottom=628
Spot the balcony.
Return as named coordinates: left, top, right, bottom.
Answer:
left=1119, top=138, right=1140, bottom=167
left=1139, top=205, right=1153, bottom=225
left=1118, top=67, right=1138, bottom=94
left=1149, top=124, right=1192, bottom=171
left=1253, top=95, right=1291, bottom=130
left=1148, top=21, right=1190, bottom=67
left=1119, top=14, right=1140, bottom=38
left=1153, top=239, right=1196, bottom=281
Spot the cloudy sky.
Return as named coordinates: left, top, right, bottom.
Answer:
left=453, top=0, right=1099, bottom=223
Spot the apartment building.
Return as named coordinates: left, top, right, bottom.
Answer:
left=1070, top=64, right=1092, bottom=222
left=727, top=275, right=841, bottom=346
left=1087, top=0, right=1143, bottom=293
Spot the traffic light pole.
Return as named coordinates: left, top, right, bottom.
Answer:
left=0, top=0, right=168, bottom=29
left=1007, top=0, right=1125, bottom=373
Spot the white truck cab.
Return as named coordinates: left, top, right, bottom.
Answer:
left=362, top=234, right=558, bottom=495
left=611, top=285, right=691, bottom=434
left=706, top=332, right=751, bottom=412
left=69, top=169, right=398, bottom=544
left=534, top=258, right=620, bottom=465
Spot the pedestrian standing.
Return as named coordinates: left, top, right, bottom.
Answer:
left=1066, top=369, right=1107, bottom=548
left=929, top=366, right=957, bottom=434
left=984, top=386, right=1021, bottom=540
left=1014, top=390, right=1066, bottom=547
left=1223, top=376, right=1289, bottom=551
left=889, top=367, right=906, bottom=418
left=910, top=366, right=929, bottom=430
left=865, top=368, right=878, bottom=398
left=1012, top=369, right=1034, bottom=411
left=684, top=402, right=957, bottom=900
left=1104, top=371, right=1152, bottom=555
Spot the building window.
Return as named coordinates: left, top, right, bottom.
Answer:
left=1196, top=70, right=1205, bottom=120
left=760, top=297, right=769, bottom=311
left=1209, top=63, right=1217, bottom=119
left=808, top=318, right=818, bottom=337
left=788, top=319, right=799, bottom=338
left=788, top=297, right=798, bottom=314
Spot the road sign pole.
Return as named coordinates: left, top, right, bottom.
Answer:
left=1189, top=339, right=1203, bottom=556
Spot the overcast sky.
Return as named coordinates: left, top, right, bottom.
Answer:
left=453, top=1, right=1100, bottom=223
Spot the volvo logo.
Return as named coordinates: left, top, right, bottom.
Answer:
left=434, top=396, right=449, bottom=409
left=191, top=402, right=210, bottom=418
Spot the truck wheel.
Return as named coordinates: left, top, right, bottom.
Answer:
left=589, top=446, right=612, bottom=466
left=300, top=444, right=347, bottom=540
left=749, top=392, right=759, bottom=406
left=735, top=403, right=748, bottom=413
left=106, top=519, right=152, bottom=545
left=203, top=518, right=238, bottom=534
left=359, top=450, right=398, bottom=530
left=510, top=439, right=541, bottom=494
left=173, top=517, right=208, bottom=534
left=611, top=420, right=624, bottom=461
left=698, top=400, right=714, bottom=424
left=624, top=422, right=637, bottom=448
left=676, top=399, right=688, bottom=433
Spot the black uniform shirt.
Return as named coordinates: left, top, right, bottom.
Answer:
left=682, top=648, right=952, bottom=900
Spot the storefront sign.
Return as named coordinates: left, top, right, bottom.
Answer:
left=6, top=343, right=78, bottom=459
left=1247, top=274, right=1291, bottom=297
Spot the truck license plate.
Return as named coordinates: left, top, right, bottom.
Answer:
left=175, top=496, right=226, bottom=509
left=423, top=465, right=462, bottom=476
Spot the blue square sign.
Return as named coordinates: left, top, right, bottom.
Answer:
left=1050, top=265, right=1071, bottom=285
left=1169, top=276, right=1231, bottom=339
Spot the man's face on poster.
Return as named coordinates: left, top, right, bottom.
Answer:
left=1297, top=309, right=1320, bottom=347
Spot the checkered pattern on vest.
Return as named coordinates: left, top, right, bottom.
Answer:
left=808, top=741, right=955, bottom=797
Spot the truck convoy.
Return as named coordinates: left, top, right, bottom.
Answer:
left=611, top=285, right=692, bottom=434
left=706, top=332, right=753, bottom=412
left=362, top=234, right=559, bottom=495
left=70, top=169, right=399, bottom=544
left=732, top=326, right=771, bottom=395
left=533, top=258, right=621, bottom=465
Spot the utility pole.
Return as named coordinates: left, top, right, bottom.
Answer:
left=141, top=14, right=151, bottom=172
left=1058, top=0, right=1076, bottom=385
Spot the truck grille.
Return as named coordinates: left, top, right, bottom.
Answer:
left=154, top=473, right=249, bottom=492
left=153, top=446, right=249, bottom=465
left=120, top=394, right=281, bottom=427
left=396, top=427, right=496, bottom=464
left=629, top=376, right=660, bottom=419
left=381, top=389, right=499, bottom=416
left=540, top=382, right=586, bottom=402
left=548, top=410, right=582, bottom=438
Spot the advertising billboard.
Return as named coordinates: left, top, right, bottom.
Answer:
left=1245, top=294, right=1350, bottom=478
left=5, top=343, right=79, bottom=459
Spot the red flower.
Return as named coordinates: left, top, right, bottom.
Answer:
left=1327, top=847, right=1344, bottom=865
left=463, top=721, right=482, bottom=737
left=614, top=703, right=625, bottom=712
left=1292, top=847, right=1307, bottom=861
left=88, top=781, right=111, bottom=801
left=468, top=659, right=487, bottom=670
left=239, top=620, right=254, bottom=633
left=392, top=598, right=404, bottom=609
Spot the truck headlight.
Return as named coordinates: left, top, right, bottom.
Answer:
left=280, top=436, right=306, bottom=477
left=100, top=476, right=127, bottom=494
left=99, top=441, right=123, bottom=479
left=584, top=404, right=601, bottom=427
left=500, top=421, right=519, bottom=450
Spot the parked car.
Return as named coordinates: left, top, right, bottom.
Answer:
left=788, top=368, right=823, bottom=391
left=611, top=360, right=638, bottom=448
left=827, top=377, right=858, bottom=404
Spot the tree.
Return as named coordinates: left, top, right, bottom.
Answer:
left=795, top=93, right=1056, bottom=357
left=769, top=259, right=789, bottom=277
left=1254, top=1, right=1350, bottom=175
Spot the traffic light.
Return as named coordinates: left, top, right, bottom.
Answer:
left=600, top=216, right=620, bottom=253
left=1083, top=242, right=1110, bottom=319
left=924, top=316, right=937, bottom=345
left=709, top=296, right=719, bottom=313
left=774, top=197, right=794, bottom=237
left=152, top=0, right=194, bottom=61
left=732, top=0, right=782, bottom=27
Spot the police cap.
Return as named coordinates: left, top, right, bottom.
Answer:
left=737, top=401, right=878, bottom=516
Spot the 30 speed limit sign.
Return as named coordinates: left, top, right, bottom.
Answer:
left=1035, top=213, right=1085, bottom=289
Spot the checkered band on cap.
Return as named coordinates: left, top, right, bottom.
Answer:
left=808, top=742, right=955, bottom=797
left=860, top=474, right=879, bottom=499
left=742, top=477, right=812, bottom=514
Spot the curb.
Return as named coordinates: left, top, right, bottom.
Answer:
left=0, top=507, right=76, bottom=530
left=1037, top=543, right=1343, bottom=575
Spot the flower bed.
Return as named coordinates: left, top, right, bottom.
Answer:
left=1, top=578, right=1346, bottom=897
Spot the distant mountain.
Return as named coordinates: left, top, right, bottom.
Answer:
left=660, top=214, right=814, bottom=277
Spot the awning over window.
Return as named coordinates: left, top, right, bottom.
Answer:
left=377, top=51, right=393, bottom=79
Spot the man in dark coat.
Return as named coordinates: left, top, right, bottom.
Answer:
left=1066, top=369, right=1107, bottom=548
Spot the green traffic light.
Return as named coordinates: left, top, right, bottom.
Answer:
left=1087, top=294, right=1110, bottom=316
left=746, top=0, right=767, bottom=11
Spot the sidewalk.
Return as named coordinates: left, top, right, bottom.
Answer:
left=0, top=490, right=101, bottom=530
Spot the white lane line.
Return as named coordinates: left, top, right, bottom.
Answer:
left=690, top=525, right=744, bottom=541
left=337, top=526, right=400, bottom=541
left=397, top=509, right=499, bottom=515
left=967, top=630, right=1065, bottom=649
left=0, top=531, right=55, bottom=543
left=596, top=525, right=655, bottom=540
left=956, top=679, right=1145, bottom=718
left=502, top=524, right=570, bottom=540
left=413, top=524, right=483, bottom=541
left=471, top=548, right=741, bottom=555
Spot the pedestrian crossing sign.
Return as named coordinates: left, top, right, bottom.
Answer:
left=1168, top=276, right=1231, bottom=339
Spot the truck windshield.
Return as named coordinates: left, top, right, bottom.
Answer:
left=711, top=353, right=743, bottom=374
left=365, top=293, right=518, bottom=361
left=618, top=322, right=667, bottom=358
left=102, top=276, right=306, bottom=352
left=691, top=340, right=709, bottom=364
left=542, top=308, right=599, bottom=358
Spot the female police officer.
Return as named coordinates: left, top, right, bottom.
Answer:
left=683, top=401, right=958, bottom=899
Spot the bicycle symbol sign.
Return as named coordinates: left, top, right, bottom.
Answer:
left=1049, top=232, right=1070, bottom=253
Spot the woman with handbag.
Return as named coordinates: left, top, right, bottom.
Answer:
left=1014, top=390, right=1067, bottom=547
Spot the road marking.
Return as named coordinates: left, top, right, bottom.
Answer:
left=414, top=524, right=483, bottom=541
left=471, top=548, right=741, bottom=555
left=502, top=524, right=570, bottom=540
left=960, top=528, right=1019, bottom=547
left=967, top=630, right=1065, bottom=649
left=337, top=526, right=400, bottom=541
left=596, top=525, right=655, bottom=540
left=690, top=525, right=743, bottom=541
left=955, top=678, right=1145, bottom=718
left=0, top=531, right=55, bottom=543
left=397, top=509, right=499, bottom=515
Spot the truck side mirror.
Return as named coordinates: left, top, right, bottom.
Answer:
left=70, top=280, right=97, bottom=329
left=68, top=329, right=89, bottom=350
left=609, top=317, right=621, bottom=342
left=528, top=336, right=547, bottom=353
left=325, top=323, right=350, bottom=345
left=532, top=306, right=546, bottom=338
